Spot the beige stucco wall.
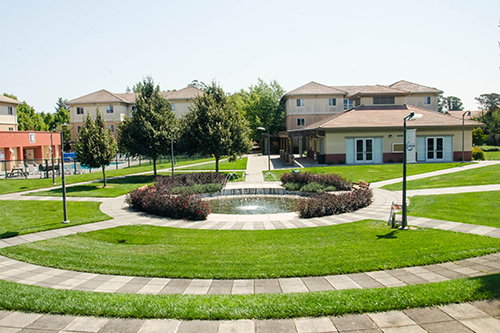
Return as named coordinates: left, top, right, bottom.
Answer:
left=0, top=124, right=17, bottom=131
left=0, top=102, right=17, bottom=128
left=404, top=93, right=439, bottom=111
left=286, top=95, right=345, bottom=116
left=70, top=103, right=130, bottom=124
left=323, top=126, right=473, bottom=155
left=171, top=99, right=194, bottom=118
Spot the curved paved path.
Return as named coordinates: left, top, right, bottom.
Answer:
left=1, top=156, right=500, bottom=331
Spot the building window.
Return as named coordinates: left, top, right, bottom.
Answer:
left=373, top=96, right=395, bottom=104
left=131, top=106, right=137, bottom=112
left=77, top=126, right=82, bottom=133
left=423, top=97, right=431, bottom=105
left=355, top=99, right=361, bottom=106
left=328, top=98, right=336, bottom=106
left=7, top=107, right=13, bottom=115
left=296, top=99, right=304, bottom=107
left=171, top=103, right=176, bottom=111
left=343, top=99, right=353, bottom=110
left=8, top=127, right=14, bottom=131
left=106, top=105, right=114, bottom=113
left=297, top=118, right=305, bottom=127
left=107, top=125, right=114, bottom=132
left=76, top=107, right=84, bottom=115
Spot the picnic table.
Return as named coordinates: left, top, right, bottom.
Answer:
left=7, top=167, right=28, bottom=178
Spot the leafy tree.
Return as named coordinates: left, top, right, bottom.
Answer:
left=474, top=93, right=500, bottom=145
left=187, top=80, right=204, bottom=90
left=442, top=96, right=464, bottom=111
left=74, top=109, right=117, bottom=186
left=17, top=102, right=47, bottom=131
left=125, top=86, right=131, bottom=93
left=3, top=93, right=17, bottom=100
left=476, top=93, right=500, bottom=113
left=118, top=76, right=177, bottom=176
left=54, top=97, right=69, bottom=112
left=132, top=81, right=144, bottom=93
left=472, top=127, right=487, bottom=146
left=235, top=78, right=285, bottom=144
left=180, top=81, right=252, bottom=173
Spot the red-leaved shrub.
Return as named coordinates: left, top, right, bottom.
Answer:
left=281, top=172, right=352, bottom=191
left=297, top=188, right=372, bottom=218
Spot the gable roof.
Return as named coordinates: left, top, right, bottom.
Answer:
left=390, top=80, right=443, bottom=94
left=285, top=81, right=347, bottom=96
left=348, top=85, right=408, bottom=98
left=162, top=86, right=203, bottom=100
left=290, top=105, right=481, bottom=132
left=68, top=89, right=129, bottom=104
left=0, top=95, right=22, bottom=105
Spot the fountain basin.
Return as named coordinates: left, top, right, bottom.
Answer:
left=206, top=195, right=302, bottom=215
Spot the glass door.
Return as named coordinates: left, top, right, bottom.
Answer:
left=426, top=137, right=444, bottom=162
left=355, top=139, right=373, bottom=163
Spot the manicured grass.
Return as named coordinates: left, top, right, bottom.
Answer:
left=3, top=221, right=499, bottom=279
left=24, top=175, right=156, bottom=198
left=0, top=201, right=111, bottom=238
left=485, top=150, right=500, bottom=160
left=0, top=274, right=498, bottom=320
left=181, top=157, right=248, bottom=171
left=408, top=191, right=500, bottom=228
left=263, top=163, right=464, bottom=183
left=382, top=164, right=500, bottom=191
left=0, top=157, right=220, bottom=195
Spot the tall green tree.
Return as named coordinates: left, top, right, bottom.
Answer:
left=474, top=93, right=500, bottom=145
left=17, top=102, right=47, bottom=131
left=3, top=93, right=17, bottom=100
left=74, top=109, right=117, bottom=186
left=442, top=96, right=464, bottom=111
left=118, top=76, right=176, bottom=177
left=54, top=97, right=69, bottom=112
left=180, top=81, right=252, bottom=173
left=235, top=78, right=285, bottom=143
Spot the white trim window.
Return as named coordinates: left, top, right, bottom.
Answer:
left=296, top=99, right=304, bottom=107
left=8, top=127, right=14, bottom=131
left=171, top=103, right=176, bottom=111
left=106, top=105, right=114, bottom=114
left=423, top=97, right=431, bottom=105
left=131, top=106, right=137, bottom=112
left=7, top=106, right=13, bottom=115
left=296, top=118, right=305, bottom=127
left=343, top=99, right=353, bottom=110
left=329, top=98, right=336, bottom=106
left=76, top=107, right=84, bottom=115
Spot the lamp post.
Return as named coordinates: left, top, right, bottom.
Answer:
left=462, top=111, right=472, bottom=163
left=50, top=131, right=56, bottom=185
left=55, top=123, right=73, bottom=224
left=171, top=127, right=179, bottom=177
left=402, top=112, right=423, bottom=229
left=257, top=127, right=270, bottom=171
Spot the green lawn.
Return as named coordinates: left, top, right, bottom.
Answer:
left=24, top=175, right=156, bottom=198
left=3, top=221, right=499, bottom=279
left=0, top=157, right=225, bottom=195
left=0, top=201, right=111, bottom=238
left=383, top=163, right=500, bottom=191
left=263, top=163, right=465, bottom=183
left=485, top=150, right=500, bottom=160
left=0, top=274, right=498, bottom=320
left=408, top=191, right=500, bottom=228
left=181, top=157, right=247, bottom=171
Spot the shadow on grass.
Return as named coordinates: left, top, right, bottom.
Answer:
left=0, top=231, right=19, bottom=239
left=376, top=230, right=399, bottom=240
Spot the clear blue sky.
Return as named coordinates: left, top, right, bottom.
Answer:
left=1, top=0, right=498, bottom=112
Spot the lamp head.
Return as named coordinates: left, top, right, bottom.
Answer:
left=257, top=127, right=266, bottom=131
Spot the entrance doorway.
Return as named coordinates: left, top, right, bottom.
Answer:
left=355, top=138, right=373, bottom=163
left=426, top=137, right=444, bottom=161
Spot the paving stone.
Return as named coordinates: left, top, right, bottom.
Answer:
left=0, top=312, right=42, bottom=328
left=301, top=277, right=334, bottom=292
left=137, top=319, right=180, bottom=333
left=0, top=311, right=13, bottom=321
left=368, top=311, right=416, bottom=328
left=183, top=279, right=212, bottom=295
left=331, top=314, right=378, bottom=331
left=254, top=279, right=281, bottom=294
left=460, top=317, right=500, bottom=333
left=177, top=320, right=219, bottom=333
left=345, top=273, right=383, bottom=289
left=294, top=317, right=336, bottom=332
left=232, top=280, right=254, bottom=294
left=439, top=303, right=489, bottom=320
left=471, top=299, right=500, bottom=316
left=75, top=279, right=107, bottom=291
left=279, top=278, right=308, bottom=293
left=325, top=275, right=361, bottom=290
left=159, top=279, right=191, bottom=294
left=62, top=317, right=109, bottom=332
left=0, top=327, right=20, bottom=333
left=403, top=307, right=453, bottom=324
left=421, top=321, right=473, bottom=333
left=256, top=319, right=296, bottom=333
left=99, top=318, right=144, bottom=333
left=218, top=319, right=255, bottom=333
left=117, top=282, right=148, bottom=293
left=26, top=314, right=75, bottom=330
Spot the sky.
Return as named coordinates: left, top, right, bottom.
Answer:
left=1, top=0, right=499, bottom=113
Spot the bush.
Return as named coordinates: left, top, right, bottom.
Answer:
left=155, top=173, right=227, bottom=194
left=170, top=183, right=223, bottom=195
left=472, top=146, right=485, bottom=160
left=280, top=172, right=352, bottom=191
left=297, top=188, right=373, bottom=218
left=283, top=182, right=301, bottom=191
left=473, top=128, right=487, bottom=146
left=300, top=182, right=326, bottom=194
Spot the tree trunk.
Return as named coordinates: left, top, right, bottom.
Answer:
left=102, top=165, right=107, bottom=187
left=153, top=158, right=157, bottom=177
left=215, top=157, right=219, bottom=174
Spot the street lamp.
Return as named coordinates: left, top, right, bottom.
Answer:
left=462, top=111, right=472, bottom=163
left=55, top=123, right=73, bottom=224
left=171, top=127, right=179, bottom=177
left=50, top=130, right=56, bottom=185
left=257, top=127, right=270, bottom=171
left=402, top=111, right=423, bottom=229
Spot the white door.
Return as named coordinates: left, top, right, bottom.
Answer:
left=355, top=138, right=373, bottom=163
left=426, top=137, right=444, bottom=162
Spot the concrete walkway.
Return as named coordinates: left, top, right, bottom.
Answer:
left=1, top=157, right=500, bottom=331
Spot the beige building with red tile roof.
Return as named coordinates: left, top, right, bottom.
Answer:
left=68, top=86, right=203, bottom=142
left=0, top=95, right=21, bottom=132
